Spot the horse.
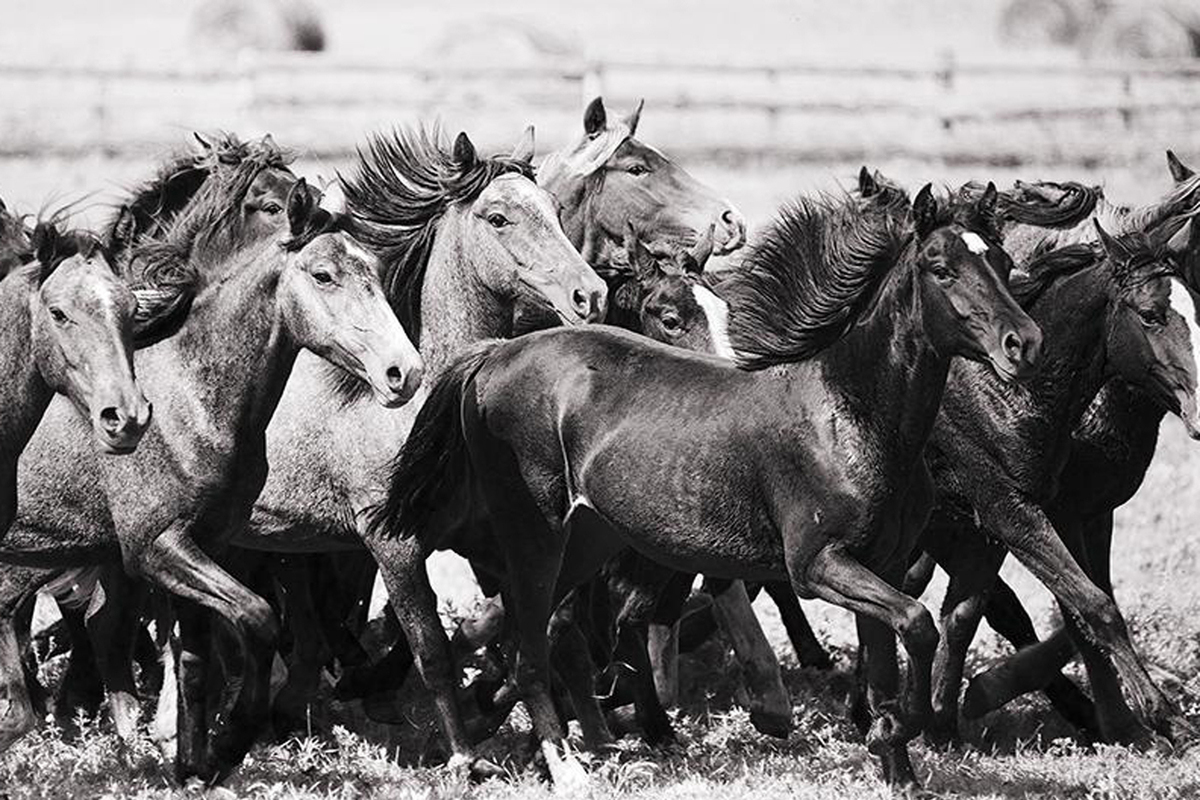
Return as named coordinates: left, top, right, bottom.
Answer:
left=538, top=96, right=745, bottom=270
left=106, top=132, right=298, bottom=274
left=3, top=131, right=308, bottom=737
left=902, top=153, right=1200, bottom=743
left=372, top=185, right=1042, bottom=787
left=0, top=176, right=422, bottom=783
left=0, top=217, right=153, bottom=752
left=915, top=219, right=1200, bottom=747
left=943, top=223, right=1200, bottom=738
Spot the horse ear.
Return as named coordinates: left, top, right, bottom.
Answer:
left=624, top=99, right=644, bottom=136
left=1093, top=219, right=1132, bottom=262
left=1167, top=150, right=1195, bottom=183
left=113, top=205, right=137, bottom=245
left=287, top=177, right=315, bottom=237
left=32, top=222, right=60, bottom=266
left=912, top=184, right=938, bottom=238
left=584, top=97, right=607, bottom=137
left=858, top=166, right=879, bottom=197
left=452, top=132, right=477, bottom=173
left=511, top=125, right=536, bottom=165
left=624, top=222, right=658, bottom=282
left=1163, top=218, right=1195, bottom=257
left=977, top=181, right=999, bottom=220
left=193, top=132, right=211, bottom=152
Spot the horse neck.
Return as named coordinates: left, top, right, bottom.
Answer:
left=418, top=207, right=514, bottom=379
left=165, top=249, right=296, bottom=444
left=799, top=258, right=949, bottom=464
left=1023, top=268, right=1113, bottom=434
left=0, top=272, right=52, bottom=466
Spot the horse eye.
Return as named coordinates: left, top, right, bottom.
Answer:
left=628, top=164, right=649, bottom=176
left=49, top=306, right=68, bottom=323
left=312, top=271, right=334, bottom=285
left=1139, top=309, right=1165, bottom=327
left=262, top=202, right=283, bottom=215
left=660, top=313, right=682, bottom=332
left=487, top=213, right=510, bottom=229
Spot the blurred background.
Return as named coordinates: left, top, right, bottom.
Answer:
left=3, top=0, right=1200, bottom=227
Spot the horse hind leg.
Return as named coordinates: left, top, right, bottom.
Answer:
left=548, top=596, right=614, bottom=751
left=762, top=579, right=832, bottom=670
left=706, top=580, right=792, bottom=738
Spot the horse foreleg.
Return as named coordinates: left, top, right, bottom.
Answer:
left=0, top=567, right=53, bottom=753
left=139, top=525, right=279, bottom=783
left=985, top=498, right=1190, bottom=744
left=83, top=565, right=145, bottom=746
left=800, top=546, right=937, bottom=787
left=922, top=522, right=1007, bottom=749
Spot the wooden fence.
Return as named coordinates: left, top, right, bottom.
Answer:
left=2, top=52, right=1199, bottom=166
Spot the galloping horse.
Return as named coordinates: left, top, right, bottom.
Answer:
left=0, top=177, right=422, bottom=783
left=918, top=220, right=1200, bottom=746
left=1, top=132, right=307, bottom=738
left=930, top=156, right=1200, bottom=740
left=0, top=216, right=151, bottom=752
left=374, top=186, right=1042, bottom=787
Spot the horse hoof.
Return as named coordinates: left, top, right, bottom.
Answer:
left=541, top=741, right=590, bottom=796
left=749, top=708, right=792, bottom=739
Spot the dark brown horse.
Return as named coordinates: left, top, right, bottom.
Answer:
left=538, top=97, right=745, bottom=270
left=918, top=220, right=1200, bottom=747
left=373, top=186, right=1041, bottom=787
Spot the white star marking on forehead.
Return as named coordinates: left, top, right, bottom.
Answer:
left=961, top=232, right=989, bottom=254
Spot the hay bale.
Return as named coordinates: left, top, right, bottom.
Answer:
left=190, top=0, right=325, bottom=54
left=1083, top=4, right=1198, bottom=59
left=999, top=0, right=1098, bottom=47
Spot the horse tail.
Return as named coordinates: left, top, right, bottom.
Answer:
left=42, top=566, right=104, bottom=611
left=368, top=339, right=501, bottom=542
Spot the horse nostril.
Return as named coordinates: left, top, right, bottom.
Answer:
left=386, top=366, right=405, bottom=389
left=571, top=288, right=590, bottom=317
left=1002, top=331, right=1023, bottom=363
left=721, top=209, right=736, bottom=225
left=99, top=406, right=124, bottom=434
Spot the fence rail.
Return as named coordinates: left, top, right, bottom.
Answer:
left=1, top=53, right=1199, bottom=165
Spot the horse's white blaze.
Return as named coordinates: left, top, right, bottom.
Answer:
left=1171, top=279, right=1200, bottom=377
left=961, top=232, right=989, bottom=254
left=692, top=284, right=735, bottom=360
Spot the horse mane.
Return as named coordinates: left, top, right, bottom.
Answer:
left=723, top=193, right=907, bottom=370
left=106, top=132, right=292, bottom=261
left=1114, top=171, right=1200, bottom=234
left=959, top=180, right=1101, bottom=228
left=1010, top=231, right=1165, bottom=309
left=340, top=125, right=535, bottom=342
left=0, top=205, right=34, bottom=279
left=127, top=141, right=292, bottom=288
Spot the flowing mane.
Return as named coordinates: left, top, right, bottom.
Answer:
left=0, top=202, right=34, bottom=278
left=723, top=194, right=907, bottom=370
left=1101, top=170, right=1200, bottom=235
left=1010, top=231, right=1167, bottom=309
left=109, top=133, right=294, bottom=281
left=958, top=180, right=1100, bottom=229
left=339, top=125, right=535, bottom=342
